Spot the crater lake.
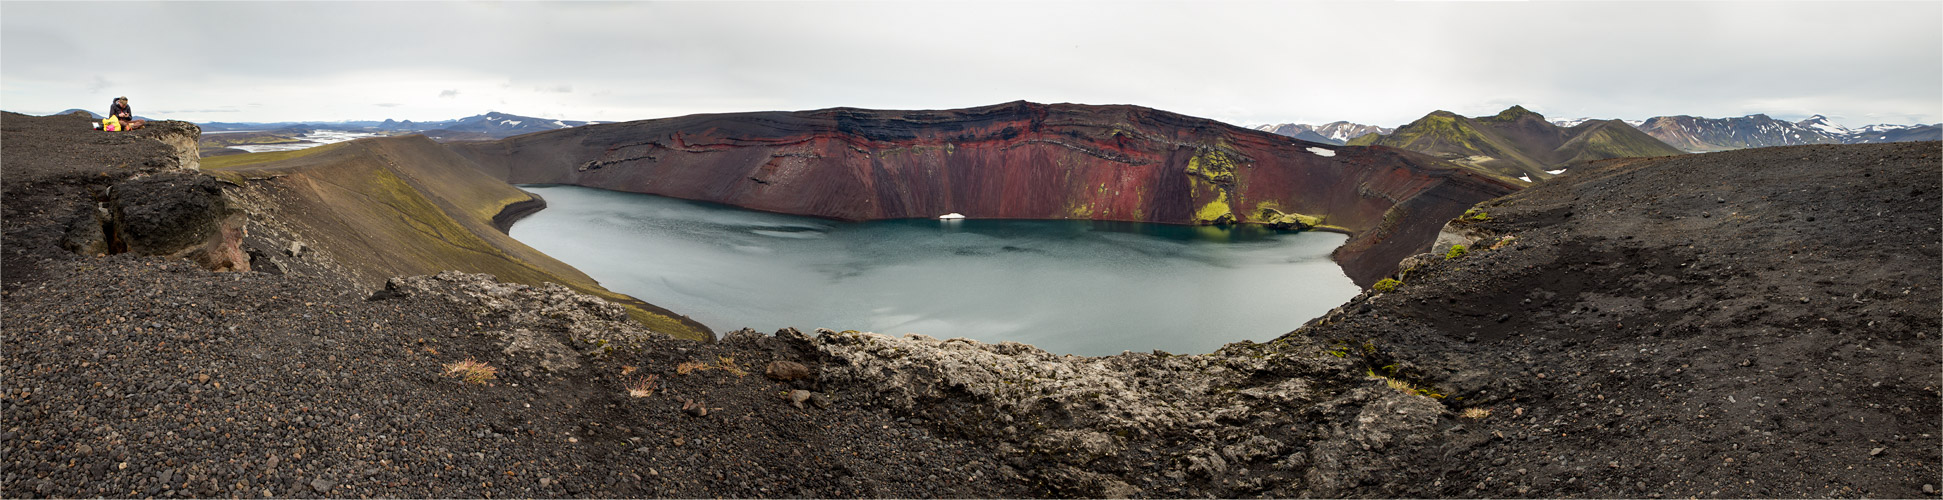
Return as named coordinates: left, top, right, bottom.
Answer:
left=509, top=185, right=1361, bottom=356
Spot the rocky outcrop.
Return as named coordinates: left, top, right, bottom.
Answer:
left=378, top=271, right=671, bottom=376
left=140, top=120, right=203, bottom=170
left=449, top=101, right=1521, bottom=286
left=103, top=172, right=248, bottom=271
left=768, top=327, right=1452, bottom=497
left=56, top=158, right=246, bottom=271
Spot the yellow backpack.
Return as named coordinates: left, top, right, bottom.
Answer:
left=101, top=116, right=121, bottom=132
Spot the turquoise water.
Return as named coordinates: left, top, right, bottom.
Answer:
left=508, top=185, right=1360, bottom=356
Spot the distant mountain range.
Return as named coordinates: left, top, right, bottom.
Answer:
left=55, top=108, right=153, bottom=122
left=56, top=106, right=1943, bottom=151
left=194, top=112, right=605, bottom=140
left=1251, top=122, right=1393, bottom=145
left=1343, top=106, right=1685, bottom=180
left=1616, top=114, right=1942, bottom=152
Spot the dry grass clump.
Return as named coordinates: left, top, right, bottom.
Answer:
left=1368, top=369, right=1446, bottom=399
left=674, top=357, right=750, bottom=377
left=442, top=358, right=498, bottom=385
left=716, top=355, right=748, bottom=377
left=626, top=374, right=660, bottom=398
left=1459, top=407, right=1492, bottom=419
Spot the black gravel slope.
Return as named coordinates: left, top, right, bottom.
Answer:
left=1298, top=141, right=1942, bottom=497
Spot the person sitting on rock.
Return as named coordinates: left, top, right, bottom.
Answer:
left=108, top=96, right=146, bottom=131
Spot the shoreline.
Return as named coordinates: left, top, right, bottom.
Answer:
left=492, top=189, right=549, bottom=234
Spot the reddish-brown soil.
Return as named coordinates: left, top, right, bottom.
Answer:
left=449, top=101, right=1520, bottom=286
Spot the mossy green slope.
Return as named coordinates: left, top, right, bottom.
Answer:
left=1351, top=111, right=1551, bottom=176
left=214, top=136, right=713, bottom=340
left=1354, top=107, right=1686, bottom=179
left=1553, top=120, right=1688, bottom=165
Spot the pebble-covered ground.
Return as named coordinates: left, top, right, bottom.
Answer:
left=1315, top=141, right=1943, bottom=497
left=1, top=257, right=1027, bottom=498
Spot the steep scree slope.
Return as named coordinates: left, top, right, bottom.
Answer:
left=448, top=101, right=1521, bottom=286
left=204, top=135, right=711, bottom=340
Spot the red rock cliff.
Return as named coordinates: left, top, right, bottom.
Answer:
left=449, top=101, right=1519, bottom=286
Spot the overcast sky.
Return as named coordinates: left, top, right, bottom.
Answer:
left=4, top=1, right=1939, bottom=128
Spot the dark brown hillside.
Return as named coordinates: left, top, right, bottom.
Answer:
left=1297, top=141, right=1942, bottom=497
left=1474, top=105, right=1568, bottom=163
left=450, top=101, right=1522, bottom=286
left=207, top=136, right=712, bottom=340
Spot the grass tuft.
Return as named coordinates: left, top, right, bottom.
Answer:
left=676, top=361, right=709, bottom=375
left=442, top=358, right=498, bottom=385
left=626, top=374, right=660, bottom=398
left=1446, top=244, right=1469, bottom=260
left=716, top=355, right=748, bottom=378
left=1373, top=278, right=1402, bottom=293
left=1460, top=407, right=1491, bottom=419
left=1368, top=368, right=1446, bottom=399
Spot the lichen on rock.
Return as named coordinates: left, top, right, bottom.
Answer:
left=1256, top=206, right=1322, bottom=230
left=380, top=271, right=672, bottom=374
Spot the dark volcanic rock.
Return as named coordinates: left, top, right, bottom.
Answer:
left=450, top=101, right=1521, bottom=286
left=1301, top=141, right=1942, bottom=497
left=764, top=360, right=811, bottom=381
left=104, top=171, right=249, bottom=271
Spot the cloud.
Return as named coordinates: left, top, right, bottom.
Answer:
left=3, top=2, right=1933, bottom=125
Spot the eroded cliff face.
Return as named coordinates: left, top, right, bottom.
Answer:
left=450, top=101, right=1520, bottom=286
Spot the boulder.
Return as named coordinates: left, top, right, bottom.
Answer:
left=88, top=172, right=249, bottom=271
left=764, top=360, right=811, bottom=381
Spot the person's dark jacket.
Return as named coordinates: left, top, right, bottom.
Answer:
left=109, top=101, right=132, bottom=121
